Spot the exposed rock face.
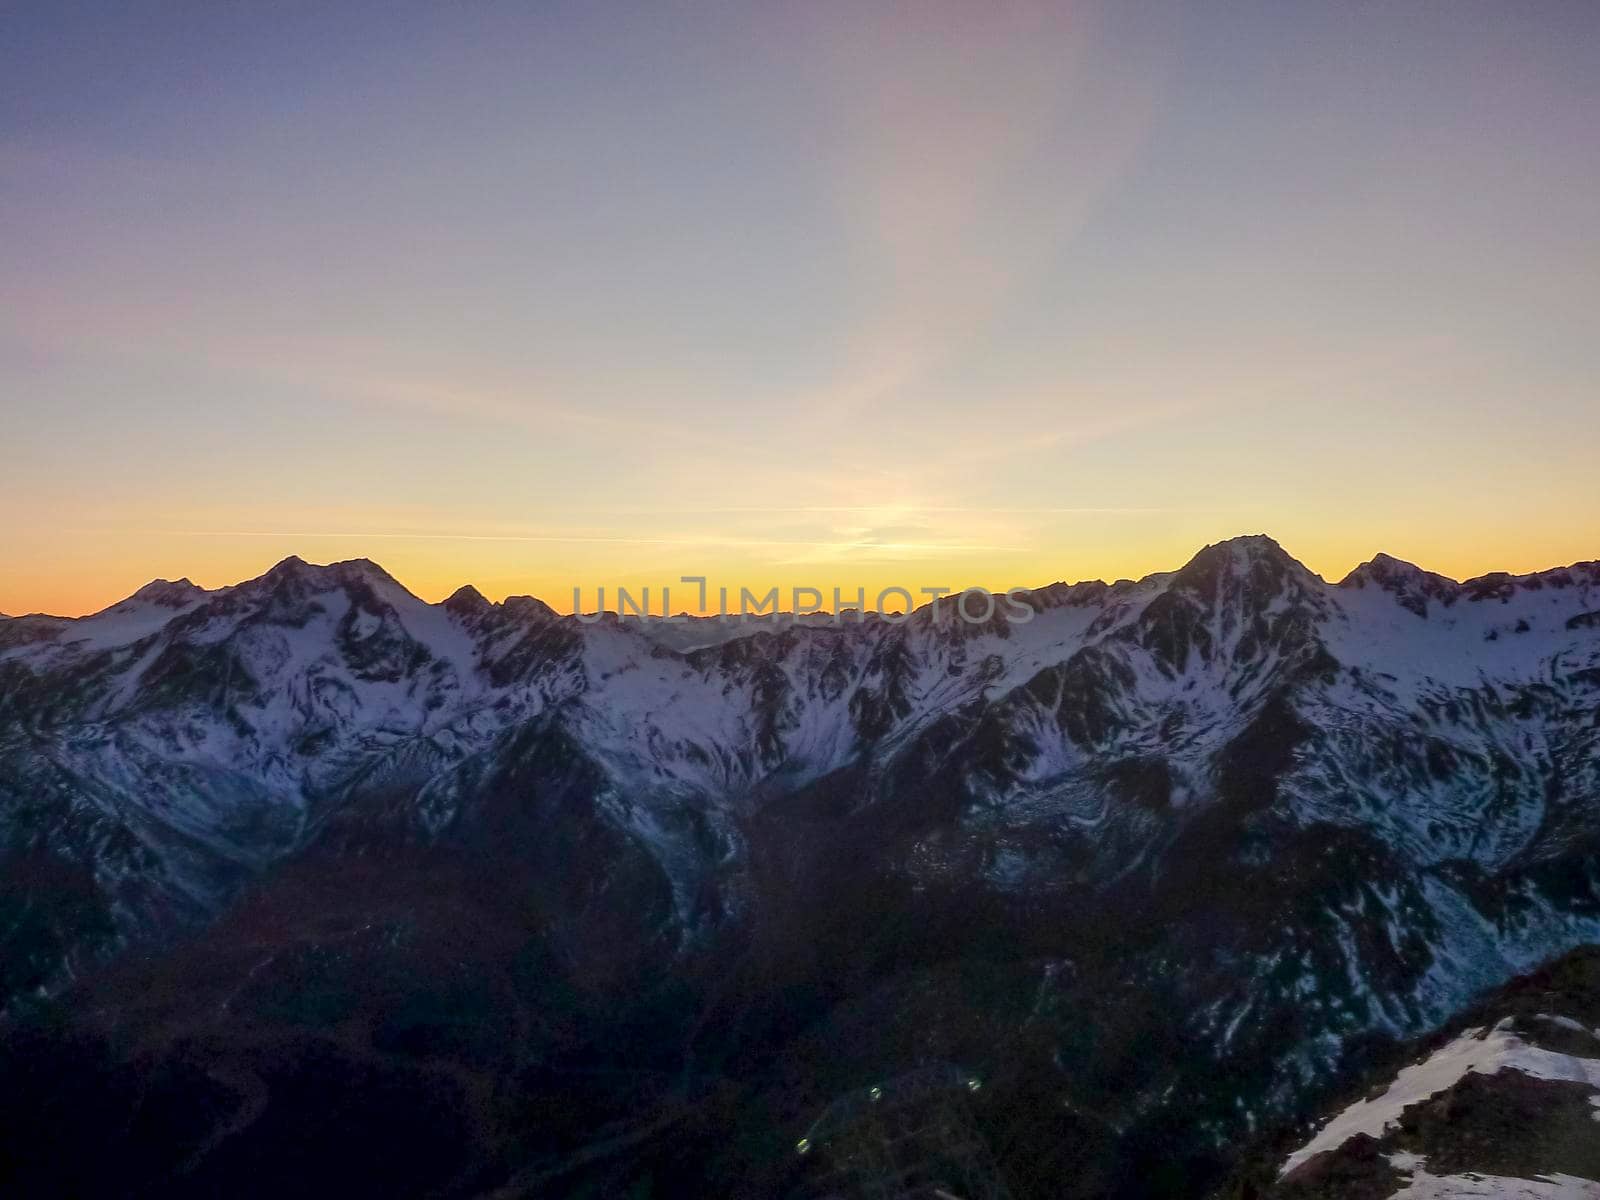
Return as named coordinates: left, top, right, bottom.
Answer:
left=1237, top=946, right=1600, bottom=1200
left=1, top=536, right=1598, bottom=1198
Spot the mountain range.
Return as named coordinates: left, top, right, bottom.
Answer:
left=1, top=534, right=1598, bottom=1198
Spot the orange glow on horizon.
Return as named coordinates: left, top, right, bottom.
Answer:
left=6, top=523, right=1597, bottom=621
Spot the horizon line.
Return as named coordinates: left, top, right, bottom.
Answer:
left=9, top=534, right=1598, bottom=622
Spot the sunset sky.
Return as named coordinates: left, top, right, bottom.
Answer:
left=3, top=1, right=1598, bottom=616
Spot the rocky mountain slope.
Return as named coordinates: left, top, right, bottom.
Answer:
left=1230, top=945, right=1600, bottom=1199
left=1, top=535, right=1597, bottom=1197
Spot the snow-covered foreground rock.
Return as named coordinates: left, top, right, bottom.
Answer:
left=1243, top=946, right=1600, bottom=1200
left=1280, top=1017, right=1600, bottom=1178
left=1, top=535, right=1598, bottom=1198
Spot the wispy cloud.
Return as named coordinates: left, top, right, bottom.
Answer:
left=576, top=505, right=1174, bottom=515
left=790, top=1, right=1176, bottom=421
left=150, top=528, right=1027, bottom=555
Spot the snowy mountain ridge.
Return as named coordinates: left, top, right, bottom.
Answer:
left=3, top=534, right=1597, bottom=944
left=1, top=534, right=1598, bottom=1198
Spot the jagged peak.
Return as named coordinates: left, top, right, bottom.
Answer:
left=443, top=584, right=492, bottom=617
left=129, top=577, right=205, bottom=605
left=247, top=555, right=408, bottom=596
left=1340, top=553, right=1463, bottom=616
left=1216, top=533, right=1285, bottom=552
left=93, top=577, right=209, bottom=616
left=1170, top=534, right=1313, bottom=598
left=1184, top=533, right=1292, bottom=566
left=252, top=555, right=315, bottom=589
left=1341, top=554, right=1600, bottom=608
left=1339, top=552, right=1455, bottom=589
left=1461, top=558, right=1600, bottom=599
left=327, top=558, right=403, bottom=588
left=502, top=594, right=557, bottom=620
left=1363, top=551, right=1412, bottom=571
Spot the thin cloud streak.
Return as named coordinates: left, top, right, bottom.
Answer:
left=149, top=530, right=1029, bottom=554
left=580, top=505, right=1179, bottom=515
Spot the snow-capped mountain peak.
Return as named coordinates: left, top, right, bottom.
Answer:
left=115, top=577, right=211, bottom=610
left=1339, top=551, right=1464, bottom=617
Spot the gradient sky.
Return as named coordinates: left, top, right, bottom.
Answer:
left=3, top=0, right=1598, bottom=616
